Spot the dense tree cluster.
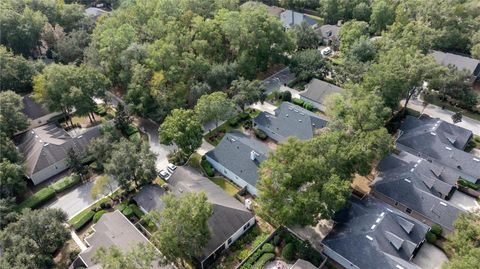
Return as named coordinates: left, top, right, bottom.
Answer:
left=444, top=211, right=480, bottom=269
left=86, top=0, right=293, bottom=121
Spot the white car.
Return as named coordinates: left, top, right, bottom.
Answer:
left=321, top=47, right=332, bottom=56
left=167, top=163, right=177, bottom=173
left=159, top=169, right=171, bottom=181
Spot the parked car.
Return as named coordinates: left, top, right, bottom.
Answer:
left=159, top=169, right=171, bottom=181
left=321, top=47, right=332, bottom=56
left=167, top=163, right=177, bottom=173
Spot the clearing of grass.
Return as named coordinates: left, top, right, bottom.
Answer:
left=211, top=177, right=240, bottom=196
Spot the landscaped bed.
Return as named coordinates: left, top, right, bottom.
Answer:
left=211, top=177, right=240, bottom=196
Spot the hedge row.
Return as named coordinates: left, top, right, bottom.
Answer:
left=254, top=129, right=267, bottom=140
left=16, top=187, right=56, bottom=211
left=72, top=210, right=95, bottom=231
left=251, top=253, right=275, bottom=269
left=93, top=210, right=107, bottom=223
left=52, top=174, right=81, bottom=193
left=239, top=243, right=275, bottom=269
left=201, top=159, right=214, bottom=177
left=291, top=98, right=314, bottom=111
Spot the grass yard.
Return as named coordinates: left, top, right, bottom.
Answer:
left=211, top=177, right=240, bottom=196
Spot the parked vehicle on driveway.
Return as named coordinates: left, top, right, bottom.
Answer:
left=167, top=163, right=177, bottom=173
left=321, top=47, right=332, bottom=56
left=159, top=169, right=171, bottom=181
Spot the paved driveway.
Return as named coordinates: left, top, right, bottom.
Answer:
left=138, top=118, right=177, bottom=170
left=262, top=67, right=296, bottom=94
left=449, top=191, right=480, bottom=212
left=404, top=98, right=480, bottom=135
left=47, top=175, right=118, bottom=219
left=413, top=243, right=448, bottom=269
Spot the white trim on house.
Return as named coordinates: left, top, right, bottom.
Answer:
left=205, top=155, right=258, bottom=196
left=323, top=245, right=360, bottom=269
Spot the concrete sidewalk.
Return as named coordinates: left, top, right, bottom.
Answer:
left=403, top=98, right=480, bottom=136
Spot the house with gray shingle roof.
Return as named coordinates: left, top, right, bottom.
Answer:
left=133, top=167, right=255, bottom=269
left=76, top=210, right=171, bottom=269
left=253, top=102, right=328, bottom=142
left=299, top=79, right=344, bottom=112
left=21, top=95, right=62, bottom=131
left=316, top=24, right=340, bottom=47
left=205, top=131, right=269, bottom=196
left=396, top=116, right=479, bottom=182
left=372, top=151, right=465, bottom=235
left=280, top=10, right=317, bottom=30
left=17, top=123, right=101, bottom=185
left=432, top=50, right=480, bottom=81
left=322, top=196, right=428, bottom=269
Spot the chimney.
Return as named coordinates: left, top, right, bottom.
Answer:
left=250, top=150, right=258, bottom=161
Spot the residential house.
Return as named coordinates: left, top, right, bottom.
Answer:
left=133, top=167, right=255, bottom=269
left=205, top=131, right=269, bottom=196
left=322, top=196, right=429, bottom=269
left=396, top=116, right=479, bottom=182
left=372, top=151, right=466, bottom=235
left=279, top=10, right=317, bottom=30
left=290, top=259, right=319, bottom=269
left=316, top=24, right=340, bottom=47
left=76, top=210, right=171, bottom=269
left=17, top=123, right=101, bottom=185
left=252, top=102, right=328, bottom=142
left=85, top=7, right=110, bottom=18
left=431, top=50, right=480, bottom=82
left=21, top=95, right=62, bottom=131
left=299, top=79, right=344, bottom=112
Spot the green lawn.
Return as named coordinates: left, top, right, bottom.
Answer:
left=210, top=177, right=240, bottom=196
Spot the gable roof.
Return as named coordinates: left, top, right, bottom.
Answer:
left=317, top=24, right=340, bottom=40
left=300, top=79, right=344, bottom=105
left=78, top=211, right=171, bottom=269
left=323, top=196, right=428, bottom=269
left=280, top=10, right=317, bottom=29
left=133, top=185, right=167, bottom=213
left=205, top=131, right=269, bottom=188
left=17, top=124, right=101, bottom=178
left=21, top=95, right=62, bottom=130
left=397, top=116, right=479, bottom=180
left=432, top=50, right=480, bottom=76
left=134, top=167, right=254, bottom=262
left=253, top=102, right=328, bottom=141
left=85, top=7, right=109, bottom=18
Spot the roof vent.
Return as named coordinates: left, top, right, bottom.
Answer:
left=366, top=235, right=373, bottom=241
left=396, top=265, right=405, bottom=269
left=440, top=202, right=447, bottom=206
left=250, top=150, right=259, bottom=161
left=286, top=114, right=289, bottom=117
left=300, top=112, right=305, bottom=116
left=298, top=119, right=302, bottom=122
left=229, top=138, right=236, bottom=143
left=371, top=225, right=376, bottom=230
left=473, top=158, right=479, bottom=162
left=404, top=178, right=411, bottom=183
left=43, top=143, right=49, bottom=147
left=445, top=146, right=452, bottom=151
left=430, top=132, right=436, bottom=136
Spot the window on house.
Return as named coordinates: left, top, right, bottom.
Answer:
left=406, top=208, right=412, bottom=214
left=227, top=238, right=232, bottom=244
left=394, top=202, right=398, bottom=206
left=243, top=222, right=251, bottom=231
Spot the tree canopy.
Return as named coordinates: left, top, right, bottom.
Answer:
left=195, top=92, right=235, bottom=128
left=0, top=91, right=29, bottom=137
left=93, top=243, right=162, bottom=269
left=151, top=192, right=212, bottom=264
left=289, top=49, right=328, bottom=82
left=159, top=109, right=203, bottom=155
left=444, top=211, right=480, bottom=269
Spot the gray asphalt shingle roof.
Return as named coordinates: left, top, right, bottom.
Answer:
left=323, top=196, right=428, bottom=269
left=432, top=50, right=480, bottom=76
left=206, top=131, right=269, bottom=188
left=317, top=24, right=340, bottom=40
left=79, top=211, right=171, bottom=269
left=300, top=79, right=344, bottom=106
left=133, top=167, right=254, bottom=262
left=280, top=10, right=317, bottom=28
left=397, top=116, right=479, bottom=180
left=17, top=124, right=101, bottom=178
left=253, top=102, right=328, bottom=141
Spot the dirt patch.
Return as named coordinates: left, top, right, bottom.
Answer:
left=352, top=174, right=372, bottom=194
left=54, top=239, right=80, bottom=269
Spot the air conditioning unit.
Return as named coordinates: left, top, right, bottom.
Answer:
left=245, top=199, right=252, bottom=210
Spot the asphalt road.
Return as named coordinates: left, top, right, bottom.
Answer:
left=138, top=117, right=177, bottom=170
left=47, top=175, right=118, bottom=219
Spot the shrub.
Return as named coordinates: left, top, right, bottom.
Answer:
left=16, top=187, right=56, bottom=210
left=282, top=243, right=295, bottom=261
left=273, top=235, right=282, bottom=246
left=93, top=210, right=107, bottom=223
left=254, top=128, right=268, bottom=140
left=252, top=253, right=275, bottom=269
left=303, top=102, right=314, bottom=111
left=292, top=98, right=304, bottom=106
left=458, top=178, right=480, bottom=190
left=115, top=202, right=128, bottom=212
left=122, top=205, right=134, bottom=218
left=129, top=132, right=141, bottom=143
left=130, top=204, right=145, bottom=218
left=228, top=116, right=239, bottom=127
left=239, top=111, right=250, bottom=120
left=430, top=224, right=443, bottom=237
left=282, top=91, right=292, bottom=102
left=52, top=174, right=81, bottom=193
left=261, top=243, right=274, bottom=253
left=426, top=231, right=437, bottom=243
left=72, top=210, right=95, bottom=231
left=124, top=124, right=138, bottom=136
left=201, top=159, right=215, bottom=177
